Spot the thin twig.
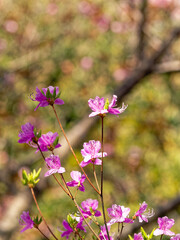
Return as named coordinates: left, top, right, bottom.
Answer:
left=36, top=226, right=50, bottom=240
left=116, top=223, right=124, bottom=240
left=30, top=187, right=59, bottom=240
left=93, top=164, right=100, bottom=193
left=52, top=105, right=100, bottom=195
left=36, top=143, right=71, bottom=197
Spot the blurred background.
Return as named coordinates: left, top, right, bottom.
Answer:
left=0, top=0, right=180, bottom=239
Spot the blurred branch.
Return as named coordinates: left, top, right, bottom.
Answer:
left=136, top=0, right=148, bottom=62
left=153, top=61, right=180, bottom=74
left=114, top=27, right=180, bottom=100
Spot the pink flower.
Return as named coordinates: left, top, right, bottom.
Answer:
left=99, top=225, right=113, bottom=240
left=78, top=1, right=95, bottom=16
left=134, top=233, right=143, bottom=240
left=81, top=199, right=101, bottom=218
left=107, top=204, right=132, bottom=225
left=4, top=20, right=18, bottom=33
left=66, top=171, right=86, bottom=192
left=32, top=86, right=64, bottom=111
left=113, top=68, right=128, bottom=82
left=59, top=219, right=86, bottom=239
left=80, top=57, right=93, bottom=70
left=46, top=3, right=58, bottom=15
left=38, top=132, right=61, bottom=152
left=44, top=155, right=65, bottom=177
left=88, top=95, right=127, bottom=117
left=135, top=201, right=154, bottom=222
left=153, top=216, right=175, bottom=236
left=171, top=234, right=180, bottom=240
left=18, top=123, right=35, bottom=144
left=149, top=0, right=173, bottom=8
left=19, top=211, right=34, bottom=233
left=80, top=140, right=107, bottom=167
left=96, top=15, right=110, bottom=32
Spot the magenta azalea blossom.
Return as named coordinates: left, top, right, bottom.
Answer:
left=153, top=216, right=175, bottom=236
left=32, top=86, right=64, bottom=111
left=81, top=199, right=101, bottom=218
left=18, top=123, right=35, bottom=144
left=135, top=201, right=154, bottom=222
left=38, top=132, right=61, bottom=152
left=19, top=211, right=34, bottom=233
left=171, top=234, right=180, bottom=240
left=88, top=95, right=127, bottom=117
left=66, top=171, right=86, bottom=192
left=80, top=140, right=107, bottom=167
left=107, top=204, right=132, bottom=225
left=44, top=154, right=65, bottom=177
left=59, top=219, right=86, bottom=239
left=99, top=224, right=114, bottom=240
left=134, top=233, right=144, bottom=240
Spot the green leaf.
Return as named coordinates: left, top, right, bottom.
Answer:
left=33, top=216, right=42, bottom=225
left=41, top=90, right=45, bottom=96
left=37, top=130, right=41, bottom=138
left=46, top=88, right=52, bottom=98
left=53, top=137, right=59, bottom=147
left=22, top=170, right=28, bottom=181
left=35, top=168, right=42, bottom=178
left=56, top=92, right=61, bottom=99
left=52, top=87, right=57, bottom=98
left=148, top=228, right=155, bottom=240
left=141, top=227, right=148, bottom=240
left=128, top=235, right=133, bottom=240
left=104, top=98, right=109, bottom=109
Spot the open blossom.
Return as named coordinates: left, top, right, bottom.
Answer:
left=135, top=201, right=154, bottom=222
left=81, top=199, right=101, bottom=218
left=171, top=234, right=180, bottom=240
left=38, top=132, right=61, bottom=152
left=32, top=86, right=64, bottom=111
left=133, top=233, right=143, bottom=240
left=66, top=171, right=86, bottom=192
left=44, top=154, right=65, bottom=177
left=19, top=211, right=34, bottom=233
left=80, top=140, right=107, bottom=167
left=99, top=224, right=114, bottom=240
left=18, top=123, right=35, bottom=144
left=88, top=95, right=127, bottom=117
left=107, top=204, right=132, bottom=225
left=59, top=219, right=86, bottom=239
left=154, top=216, right=175, bottom=236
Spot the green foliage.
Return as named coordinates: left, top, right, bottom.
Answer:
left=21, top=168, right=41, bottom=188
left=104, top=98, right=109, bottom=110
left=33, top=216, right=42, bottom=226
left=140, top=227, right=155, bottom=240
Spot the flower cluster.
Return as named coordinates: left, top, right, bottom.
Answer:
left=18, top=86, right=180, bottom=240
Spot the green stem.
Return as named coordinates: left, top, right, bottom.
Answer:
left=100, top=116, right=110, bottom=240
